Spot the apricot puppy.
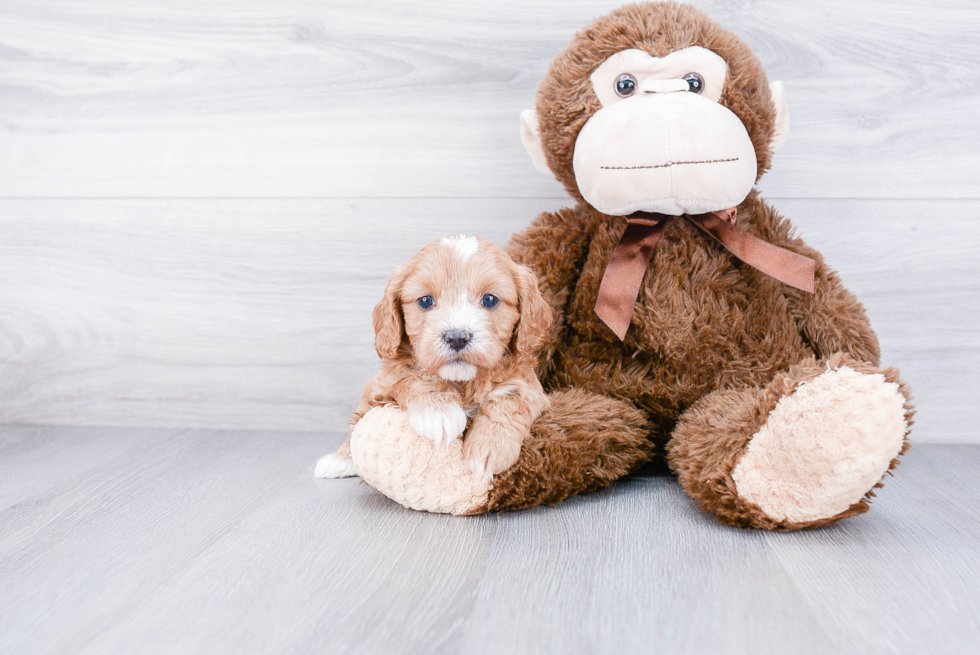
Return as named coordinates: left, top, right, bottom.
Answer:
left=315, top=234, right=552, bottom=480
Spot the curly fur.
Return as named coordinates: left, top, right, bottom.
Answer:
left=325, top=236, right=553, bottom=481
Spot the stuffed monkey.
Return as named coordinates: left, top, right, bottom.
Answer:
left=333, top=2, right=913, bottom=530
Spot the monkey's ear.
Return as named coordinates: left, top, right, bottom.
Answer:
left=520, top=109, right=552, bottom=175
left=769, top=81, right=790, bottom=154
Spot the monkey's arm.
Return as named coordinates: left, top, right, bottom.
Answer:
left=756, top=203, right=881, bottom=365
left=506, top=207, right=591, bottom=376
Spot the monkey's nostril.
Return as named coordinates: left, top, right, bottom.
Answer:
left=444, top=329, right=472, bottom=352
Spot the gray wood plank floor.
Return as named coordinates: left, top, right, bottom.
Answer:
left=1, top=426, right=976, bottom=654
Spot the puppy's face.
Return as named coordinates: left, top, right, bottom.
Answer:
left=373, top=235, right=551, bottom=381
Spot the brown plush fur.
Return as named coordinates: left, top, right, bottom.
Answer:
left=481, top=388, right=653, bottom=513
left=507, top=192, right=885, bottom=457
left=483, top=2, right=914, bottom=528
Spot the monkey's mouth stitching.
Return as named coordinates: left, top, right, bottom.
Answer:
left=601, top=157, right=739, bottom=170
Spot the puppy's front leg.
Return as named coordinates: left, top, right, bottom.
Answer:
left=464, top=392, right=536, bottom=480
left=406, top=393, right=468, bottom=446
left=464, top=417, right=524, bottom=481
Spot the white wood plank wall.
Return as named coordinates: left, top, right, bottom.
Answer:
left=0, top=1, right=977, bottom=441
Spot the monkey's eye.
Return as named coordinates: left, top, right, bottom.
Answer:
left=614, top=74, right=637, bottom=98
left=417, top=295, right=434, bottom=310
left=683, top=72, right=705, bottom=94
left=480, top=294, right=499, bottom=309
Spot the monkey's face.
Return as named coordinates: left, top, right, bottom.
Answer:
left=520, top=4, right=789, bottom=217
left=572, top=47, right=761, bottom=216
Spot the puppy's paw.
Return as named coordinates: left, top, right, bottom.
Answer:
left=464, top=420, right=523, bottom=481
left=314, top=452, right=358, bottom=479
left=408, top=399, right=468, bottom=445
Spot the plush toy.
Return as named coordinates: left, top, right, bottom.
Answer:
left=334, top=1, right=914, bottom=530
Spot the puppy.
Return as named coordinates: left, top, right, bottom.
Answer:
left=315, top=234, right=552, bottom=481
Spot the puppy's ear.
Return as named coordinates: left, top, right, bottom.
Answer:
left=512, top=264, right=552, bottom=356
left=373, top=267, right=406, bottom=360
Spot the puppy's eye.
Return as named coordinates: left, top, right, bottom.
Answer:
left=615, top=74, right=637, bottom=98
left=480, top=294, right=499, bottom=309
left=417, top=295, right=434, bottom=310
left=683, top=72, right=704, bottom=94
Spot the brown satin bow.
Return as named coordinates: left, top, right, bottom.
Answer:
left=594, top=208, right=816, bottom=340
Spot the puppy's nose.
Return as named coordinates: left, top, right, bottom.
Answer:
left=444, top=329, right=472, bottom=352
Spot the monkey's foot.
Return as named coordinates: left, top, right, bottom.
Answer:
left=732, top=365, right=909, bottom=524
left=349, top=390, right=652, bottom=515
left=350, top=406, right=492, bottom=515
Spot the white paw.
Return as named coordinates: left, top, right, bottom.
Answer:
left=408, top=401, right=468, bottom=445
left=314, top=453, right=358, bottom=479
left=733, top=366, right=908, bottom=523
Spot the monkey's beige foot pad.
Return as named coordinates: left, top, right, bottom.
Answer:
left=732, top=366, right=909, bottom=524
left=349, top=406, right=491, bottom=515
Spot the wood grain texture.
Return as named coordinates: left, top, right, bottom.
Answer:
left=0, top=197, right=552, bottom=432
left=0, top=426, right=977, bottom=654
left=0, top=0, right=978, bottom=199
left=0, top=197, right=976, bottom=441
left=0, top=1, right=976, bottom=440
